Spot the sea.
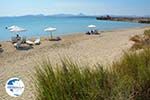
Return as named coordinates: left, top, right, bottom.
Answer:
left=0, top=16, right=149, bottom=41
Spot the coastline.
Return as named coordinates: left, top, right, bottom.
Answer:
left=0, top=26, right=150, bottom=66
left=0, top=25, right=149, bottom=42
left=96, top=16, right=150, bottom=24
left=0, top=26, right=150, bottom=100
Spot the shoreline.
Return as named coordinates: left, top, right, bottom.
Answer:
left=1, top=26, right=150, bottom=66
left=0, top=26, right=150, bottom=100
left=0, top=25, right=150, bottom=42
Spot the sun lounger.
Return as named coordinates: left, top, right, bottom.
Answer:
left=14, top=41, right=22, bottom=49
left=86, top=31, right=91, bottom=35
left=26, top=40, right=34, bottom=46
left=49, top=37, right=61, bottom=41
left=14, top=41, right=33, bottom=50
left=93, top=30, right=100, bottom=35
left=34, top=39, right=41, bottom=45
left=86, top=30, right=100, bottom=35
left=13, top=37, right=27, bottom=48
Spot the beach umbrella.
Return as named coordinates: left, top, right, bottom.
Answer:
left=7, top=25, right=19, bottom=30
left=88, top=25, right=96, bottom=33
left=9, top=26, right=26, bottom=36
left=10, top=27, right=26, bottom=33
left=44, top=27, right=56, bottom=39
left=88, top=25, right=96, bottom=29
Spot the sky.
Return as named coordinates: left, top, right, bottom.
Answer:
left=0, top=0, right=150, bottom=16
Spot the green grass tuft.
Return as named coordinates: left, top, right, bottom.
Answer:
left=34, top=49, right=150, bottom=100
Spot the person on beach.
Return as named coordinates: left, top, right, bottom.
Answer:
left=0, top=44, right=3, bottom=52
left=16, top=34, right=21, bottom=41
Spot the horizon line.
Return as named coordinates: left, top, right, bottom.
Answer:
left=0, top=13, right=150, bottom=18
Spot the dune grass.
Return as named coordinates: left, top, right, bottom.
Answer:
left=130, top=29, right=150, bottom=50
left=34, top=48, right=150, bottom=100
left=112, top=49, right=150, bottom=100
left=144, top=29, right=150, bottom=38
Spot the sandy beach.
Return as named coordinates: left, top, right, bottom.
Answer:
left=0, top=26, right=150, bottom=100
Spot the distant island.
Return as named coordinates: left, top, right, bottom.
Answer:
left=2, top=14, right=150, bottom=24
left=96, top=15, right=150, bottom=24
left=1, top=13, right=96, bottom=18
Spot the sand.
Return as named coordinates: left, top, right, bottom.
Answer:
left=0, top=26, right=149, bottom=100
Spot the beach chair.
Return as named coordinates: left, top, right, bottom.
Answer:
left=49, top=37, right=61, bottom=41
left=34, top=38, right=41, bottom=45
left=94, top=30, right=100, bottom=35
left=86, top=31, right=91, bottom=35
left=26, top=40, right=34, bottom=46
left=14, top=41, right=22, bottom=49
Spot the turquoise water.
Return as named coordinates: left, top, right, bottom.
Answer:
left=0, top=16, right=149, bottom=41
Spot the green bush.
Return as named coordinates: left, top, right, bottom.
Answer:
left=34, top=49, right=150, bottom=100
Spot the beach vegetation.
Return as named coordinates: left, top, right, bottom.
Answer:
left=34, top=48, right=150, bottom=100
left=144, top=29, right=150, bottom=38
left=130, top=29, right=150, bottom=50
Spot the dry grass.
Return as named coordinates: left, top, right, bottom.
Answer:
left=130, top=29, right=150, bottom=50
left=144, top=30, right=150, bottom=38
